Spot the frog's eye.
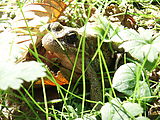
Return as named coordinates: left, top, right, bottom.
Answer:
left=65, top=31, right=78, bottom=46
left=48, top=22, right=63, bottom=32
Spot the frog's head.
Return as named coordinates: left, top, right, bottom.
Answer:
left=42, top=22, right=82, bottom=73
left=42, top=22, right=79, bottom=54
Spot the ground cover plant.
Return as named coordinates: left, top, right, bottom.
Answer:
left=0, top=0, right=160, bottom=120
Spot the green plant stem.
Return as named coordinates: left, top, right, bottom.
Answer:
left=97, top=37, right=105, bottom=103
left=81, top=35, right=86, bottom=118
left=41, top=78, right=49, bottom=120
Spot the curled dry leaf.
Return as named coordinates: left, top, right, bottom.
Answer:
left=12, top=0, right=68, bottom=46
left=13, top=0, right=67, bottom=27
left=28, top=0, right=67, bottom=23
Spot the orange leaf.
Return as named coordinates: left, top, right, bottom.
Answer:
left=44, top=0, right=67, bottom=11
left=35, top=71, right=69, bottom=86
left=29, top=0, right=67, bottom=23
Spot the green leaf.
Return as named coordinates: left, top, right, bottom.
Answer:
left=136, top=81, right=151, bottom=101
left=101, top=98, right=145, bottom=120
left=66, top=105, right=78, bottom=118
left=112, top=63, right=137, bottom=96
left=0, top=61, right=46, bottom=90
left=143, top=60, right=157, bottom=71
left=111, top=29, right=139, bottom=43
left=123, top=102, right=143, bottom=116
left=112, top=102, right=143, bottom=120
left=92, top=16, right=122, bottom=41
left=135, top=116, right=150, bottom=120
left=101, top=103, right=115, bottom=120
left=112, top=109, right=129, bottom=120
left=112, top=63, right=151, bottom=100
left=118, top=28, right=160, bottom=63
left=101, top=98, right=122, bottom=120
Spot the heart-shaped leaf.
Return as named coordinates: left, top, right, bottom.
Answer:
left=112, top=63, right=151, bottom=100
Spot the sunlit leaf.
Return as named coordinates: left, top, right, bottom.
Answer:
left=111, top=27, right=160, bottom=63
left=111, top=29, right=139, bottom=43
left=123, top=102, right=143, bottom=116
left=101, top=98, right=122, bottom=120
left=92, top=16, right=122, bottom=41
left=101, top=98, right=144, bottom=120
left=135, top=116, right=150, bottom=120
left=0, top=61, right=46, bottom=90
left=112, top=63, right=137, bottom=95
left=0, top=31, right=25, bottom=62
left=136, top=81, right=151, bottom=102
left=12, top=0, right=67, bottom=29
left=112, top=63, right=151, bottom=100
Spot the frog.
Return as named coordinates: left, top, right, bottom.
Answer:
left=41, top=22, right=113, bottom=109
